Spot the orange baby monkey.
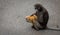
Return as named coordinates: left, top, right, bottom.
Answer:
left=25, top=15, right=37, bottom=23
left=25, top=15, right=42, bottom=30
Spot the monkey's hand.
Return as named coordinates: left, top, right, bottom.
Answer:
left=30, top=13, right=36, bottom=16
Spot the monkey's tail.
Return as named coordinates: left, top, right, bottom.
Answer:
left=46, top=27, right=60, bottom=31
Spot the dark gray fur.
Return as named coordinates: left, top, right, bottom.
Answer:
left=31, top=3, right=49, bottom=30
left=31, top=4, right=60, bottom=31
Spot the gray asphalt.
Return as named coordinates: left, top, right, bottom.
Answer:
left=0, top=0, right=60, bottom=35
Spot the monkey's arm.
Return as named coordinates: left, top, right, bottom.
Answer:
left=30, top=12, right=37, bottom=16
left=30, top=13, right=36, bottom=16
left=43, top=11, right=49, bottom=24
left=42, top=11, right=49, bottom=28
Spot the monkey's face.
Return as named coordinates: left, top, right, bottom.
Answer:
left=25, top=16, right=32, bottom=23
left=34, top=4, right=43, bottom=11
left=25, top=15, right=37, bottom=23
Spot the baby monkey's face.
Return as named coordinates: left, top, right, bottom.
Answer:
left=25, top=15, right=37, bottom=23
left=25, top=16, right=31, bottom=23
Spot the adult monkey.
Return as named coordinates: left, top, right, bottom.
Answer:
left=31, top=3, right=49, bottom=30
left=30, top=3, right=60, bottom=31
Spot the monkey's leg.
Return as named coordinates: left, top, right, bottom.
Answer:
left=38, top=22, right=47, bottom=30
left=32, top=25, right=37, bottom=30
left=32, top=20, right=40, bottom=31
left=32, top=25, right=40, bottom=31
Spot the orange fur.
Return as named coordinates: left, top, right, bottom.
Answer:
left=25, top=15, right=37, bottom=23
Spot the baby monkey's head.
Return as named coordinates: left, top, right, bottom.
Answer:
left=25, top=15, right=37, bottom=23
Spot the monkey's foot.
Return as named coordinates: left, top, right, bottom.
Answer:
left=32, top=26, right=40, bottom=31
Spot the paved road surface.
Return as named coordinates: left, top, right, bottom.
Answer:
left=0, top=0, right=60, bottom=35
